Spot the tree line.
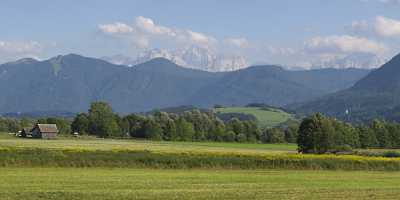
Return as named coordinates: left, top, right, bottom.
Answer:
left=2, top=102, right=400, bottom=153
left=0, top=102, right=297, bottom=143
left=70, top=102, right=296, bottom=143
left=297, top=113, right=400, bottom=153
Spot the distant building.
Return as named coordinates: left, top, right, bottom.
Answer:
left=31, top=124, right=59, bottom=139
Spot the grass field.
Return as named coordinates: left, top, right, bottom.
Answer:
left=1, top=168, right=400, bottom=200
left=1, top=135, right=400, bottom=199
left=2, top=135, right=400, bottom=170
left=215, top=106, right=293, bottom=128
left=0, top=134, right=297, bottom=154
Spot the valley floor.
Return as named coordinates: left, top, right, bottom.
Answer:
left=0, top=135, right=297, bottom=154
left=1, top=135, right=400, bottom=199
left=1, top=168, right=400, bottom=200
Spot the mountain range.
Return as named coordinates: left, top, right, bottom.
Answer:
left=102, top=48, right=386, bottom=73
left=101, top=46, right=248, bottom=72
left=310, top=53, right=386, bottom=69
left=291, top=53, right=400, bottom=122
left=0, top=54, right=370, bottom=114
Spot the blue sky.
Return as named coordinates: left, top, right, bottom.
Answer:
left=1, top=0, right=400, bottom=68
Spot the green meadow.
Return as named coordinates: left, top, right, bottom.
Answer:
left=1, top=168, right=400, bottom=200
left=215, top=106, right=293, bottom=128
left=2, top=135, right=400, bottom=199
left=1, top=136, right=400, bottom=170
left=0, top=134, right=297, bottom=154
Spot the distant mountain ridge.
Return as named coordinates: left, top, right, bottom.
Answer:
left=188, top=65, right=370, bottom=107
left=291, top=53, right=400, bottom=122
left=0, top=54, right=370, bottom=114
left=101, top=46, right=248, bottom=72
left=310, top=53, right=386, bottom=69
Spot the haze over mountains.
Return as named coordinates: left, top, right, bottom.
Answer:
left=101, top=46, right=248, bottom=72
left=101, top=47, right=386, bottom=73
left=310, top=53, right=386, bottom=70
left=293, top=53, right=400, bottom=121
left=0, top=54, right=370, bottom=114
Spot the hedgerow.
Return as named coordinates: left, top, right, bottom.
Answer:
left=1, top=147, right=400, bottom=170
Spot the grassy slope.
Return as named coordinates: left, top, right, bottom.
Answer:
left=1, top=168, right=400, bottom=200
left=215, top=107, right=293, bottom=128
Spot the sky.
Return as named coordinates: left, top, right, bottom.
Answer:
left=1, top=0, right=400, bottom=68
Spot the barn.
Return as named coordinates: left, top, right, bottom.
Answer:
left=31, top=124, right=59, bottom=139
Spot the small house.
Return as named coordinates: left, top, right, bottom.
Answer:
left=31, top=124, right=59, bottom=139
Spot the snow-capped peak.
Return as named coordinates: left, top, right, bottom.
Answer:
left=311, top=53, right=387, bottom=69
left=102, top=46, right=249, bottom=72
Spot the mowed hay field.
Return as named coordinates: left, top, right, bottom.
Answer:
left=2, top=135, right=400, bottom=199
left=1, top=135, right=400, bottom=170
left=215, top=106, right=293, bottom=128
left=1, top=168, right=400, bottom=200
left=0, top=134, right=297, bottom=154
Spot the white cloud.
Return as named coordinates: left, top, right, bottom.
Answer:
left=267, top=46, right=297, bottom=56
left=0, top=41, right=43, bottom=62
left=374, top=16, right=400, bottom=37
left=135, top=16, right=174, bottom=36
left=98, top=16, right=216, bottom=49
left=98, top=22, right=134, bottom=34
left=379, top=0, right=400, bottom=5
left=349, top=16, right=400, bottom=38
left=224, top=37, right=250, bottom=48
left=0, top=41, right=41, bottom=54
left=304, top=35, right=387, bottom=55
left=349, top=20, right=370, bottom=34
left=294, top=35, right=391, bottom=69
left=185, top=30, right=213, bottom=45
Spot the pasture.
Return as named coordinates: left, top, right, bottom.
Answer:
left=215, top=106, right=293, bottom=128
left=1, top=168, right=400, bottom=200
left=1, top=136, right=400, bottom=170
left=0, top=134, right=297, bottom=154
left=2, top=135, right=400, bottom=200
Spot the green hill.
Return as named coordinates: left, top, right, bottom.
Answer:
left=0, top=54, right=369, bottom=114
left=292, top=53, right=400, bottom=122
left=215, top=106, right=293, bottom=128
left=188, top=66, right=370, bottom=108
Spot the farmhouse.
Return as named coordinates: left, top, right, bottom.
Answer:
left=31, top=124, right=59, bottom=139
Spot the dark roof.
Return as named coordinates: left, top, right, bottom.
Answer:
left=36, top=124, right=59, bottom=133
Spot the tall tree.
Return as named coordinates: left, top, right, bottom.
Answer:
left=357, top=126, right=378, bottom=148
left=297, top=113, right=335, bottom=154
left=371, top=120, right=391, bottom=148
left=71, top=113, right=89, bottom=135
left=121, top=114, right=146, bottom=138
left=88, top=102, right=121, bottom=137
left=175, top=118, right=195, bottom=141
left=142, top=119, right=163, bottom=140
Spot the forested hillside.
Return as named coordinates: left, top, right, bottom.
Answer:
left=292, top=53, right=400, bottom=122
left=0, top=54, right=369, bottom=114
